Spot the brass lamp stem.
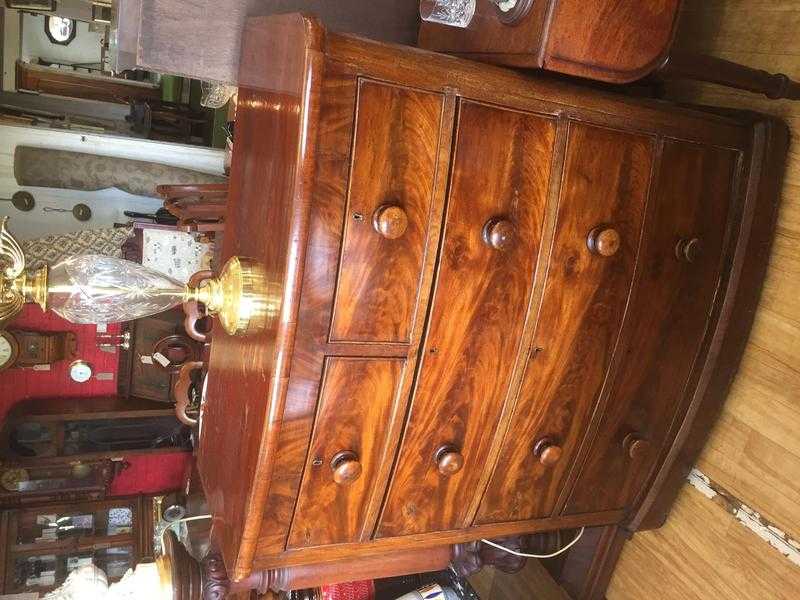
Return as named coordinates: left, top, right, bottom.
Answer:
left=183, top=278, right=225, bottom=314
left=17, top=265, right=49, bottom=311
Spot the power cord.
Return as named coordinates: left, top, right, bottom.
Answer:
left=481, top=527, right=585, bottom=559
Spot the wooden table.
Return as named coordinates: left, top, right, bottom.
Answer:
left=419, top=0, right=800, bottom=100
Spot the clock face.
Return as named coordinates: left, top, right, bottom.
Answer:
left=0, top=332, right=18, bottom=370
left=69, top=360, right=93, bottom=383
left=1, top=468, right=29, bottom=492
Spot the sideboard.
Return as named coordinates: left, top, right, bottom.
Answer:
left=194, top=13, right=788, bottom=596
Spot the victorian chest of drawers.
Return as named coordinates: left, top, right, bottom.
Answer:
left=195, top=13, right=787, bottom=595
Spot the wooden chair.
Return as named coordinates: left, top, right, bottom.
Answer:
left=157, top=183, right=229, bottom=233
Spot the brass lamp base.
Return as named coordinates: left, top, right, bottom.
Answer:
left=184, top=257, right=271, bottom=337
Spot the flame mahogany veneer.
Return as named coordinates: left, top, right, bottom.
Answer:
left=195, top=13, right=788, bottom=596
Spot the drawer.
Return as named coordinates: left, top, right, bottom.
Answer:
left=288, top=357, right=405, bottom=547
left=477, top=123, right=653, bottom=523
left=377, top=101, right=556, bottom=537
left=565, top=140, right=738, bottom=515
left=329, top=80, right=444, bottom=344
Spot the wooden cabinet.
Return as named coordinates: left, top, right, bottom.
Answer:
left=0, top=496, right=154, bottom=595
left=194, top=14, right=788, bottom=592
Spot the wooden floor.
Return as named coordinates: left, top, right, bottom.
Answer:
left=610, top=1, right=800, bottom=598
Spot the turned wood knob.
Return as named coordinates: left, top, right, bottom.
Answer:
left=435, top=445, right=465, bottom=476
left=533, top=438, right=563, bottom=467
left=587, top=226, right=621, bottom=257
left=675, top=238, right=702, bottom=263
left=482, top=218, right=515, bottom=251
left=331, top=451, right=362, bottom=485
left=623, top=433, right=650, bottom=460
left=373, top=204, right=408, bottom=239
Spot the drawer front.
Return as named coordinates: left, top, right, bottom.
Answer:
left=288, top=357, right=405, bottom=547
left=377, top=101, right=556, bottom=537
left=329, top=80, right=443, bottom=344
left=477, top=123, right=653, bottom=523
left=565, top=141, right=738, bottom=515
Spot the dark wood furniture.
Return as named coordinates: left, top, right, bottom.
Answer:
left=15, top=60, right=161, bottom=104
left=0, top=330, right=77, bottom=370
left=418, top=0, right=800, bottom=100
left=117, top=309, right=201, bottom=403
left=0, top=496, right=155, bottom=595
left=158, top=183, right=229, bottom=234
left=194, top=14, right=788, bottom=597
left=0, top=397, right=188, bottom=508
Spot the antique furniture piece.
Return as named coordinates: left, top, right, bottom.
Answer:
left=158, top=183, right=229, bottom=234
left=110, top=0, right=421, bottom=84
left=0, top=329, right=77, bottom=370
left=192, top=13, right=788, bottom=598
left=418, top=0, right=800, bottom=100
left=117, top=310, right=201, bottom=403
left=0, top=495, right=155, bottom=595
left=0, top=397, right=188, bottom=508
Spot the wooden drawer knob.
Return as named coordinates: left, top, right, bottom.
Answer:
left=623, top=433, right=650, bottom=460
left=587, top=226, right=621, bottom=257
left=533, top=438, right=563, bottom=467
left=675, top=238, right=702, bottom=263
left=435, top=445, right=465, bottom=476
left=482, top=218, right=515, bottom=251
left=331, top=451, right=362, bottom=485
left=373, top=204, right=408, bottom=239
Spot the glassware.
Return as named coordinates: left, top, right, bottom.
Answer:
left=420, top=0, right=477, bottom=28
left=47, top=255, right=186, bottom=324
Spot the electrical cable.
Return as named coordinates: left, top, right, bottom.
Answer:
left=480, top=527, right=585, bottom=559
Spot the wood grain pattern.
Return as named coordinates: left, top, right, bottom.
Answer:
left=478, top=123, right=653, bottom=524
left=418, top=0, right=680, bottom=83
left=254, top=510, right=626, bottom=571
left=192, top=13, right=785, bottom=585
left=197, top=14, right=325, bottom=579
left=566, top=140, right=739, bottom=516
left=253, top=66, right=361, bottom=556
left=288, top=358, right=404, bottom=547
left=330, top=81, right=443, bottom=343
left=377, top=101, right=556, bottom=537
left=543, top=0, right=681, bottom=83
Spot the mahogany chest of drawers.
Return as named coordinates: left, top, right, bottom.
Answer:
left=196, top=14, right=787, bottom=595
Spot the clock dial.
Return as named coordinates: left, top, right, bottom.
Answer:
left=1, top=468, right=29, bottom=492
left=0, top=332, right=18, bottom=370
left=69, top=360, right=93, bottom=383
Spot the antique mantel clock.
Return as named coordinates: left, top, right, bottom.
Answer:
left=0, top=217, right=276, bottom=336
left=0, top=329, right=77, bottom=371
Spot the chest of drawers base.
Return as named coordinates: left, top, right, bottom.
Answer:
left=195, top=14, right=789, bottom=596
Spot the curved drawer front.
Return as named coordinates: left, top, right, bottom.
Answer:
left=288, top=357, right=405, bottom=547
left=329, top=80, right=443, bottom=344
left=565, top=140, right=739, bottom=515
left=477, top=123, right=653, bottom=524
left=377, top=101, right=556, bottom=537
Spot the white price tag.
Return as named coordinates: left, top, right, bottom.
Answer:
left=153, top=352, right=171, bottom=368
left=140, top=355, right=154, bottom=365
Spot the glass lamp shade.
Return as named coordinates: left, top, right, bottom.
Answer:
left=46, top=255, right=186, bottom=324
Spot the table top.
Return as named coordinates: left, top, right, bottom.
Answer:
left=195, top=13, right=324, bottom=581
left=419, top=0, right=682, bottom=84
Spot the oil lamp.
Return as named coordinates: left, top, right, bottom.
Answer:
left=0, top=217, right=272, bottom=336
